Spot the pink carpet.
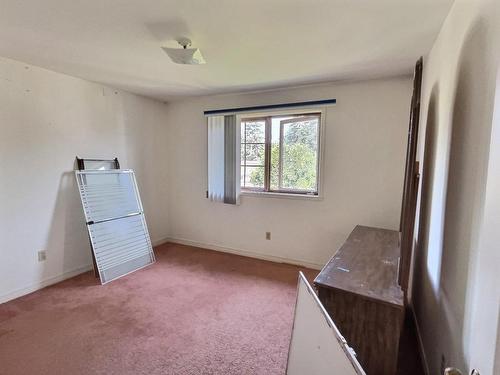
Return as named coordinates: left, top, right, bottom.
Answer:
left=0, top=243, right=317, bottom=375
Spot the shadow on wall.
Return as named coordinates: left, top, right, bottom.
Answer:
left=440, top=16, right=492, bottom=371
left=413, top=82, right=439, bottom=313
left=413, top=17, right=493, bottom=374
left=413, top=82, right=444, bottom=370
left=41, top=170, right=92, bottom=284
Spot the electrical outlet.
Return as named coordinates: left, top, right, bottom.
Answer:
left=37, top=250, right=46, bottom=262
left=266, top=232, right=271, bottom=240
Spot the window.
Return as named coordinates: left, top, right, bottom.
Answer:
left=240, top=112, right=322, bottom=196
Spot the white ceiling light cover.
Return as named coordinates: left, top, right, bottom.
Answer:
left=162, top=38, right=206, bottom=65
left=162, top=46, right=206, bottom=65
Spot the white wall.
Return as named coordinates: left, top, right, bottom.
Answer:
left=0, top=57, right=411, bottom=301
left=411, top=0, right=500, bottom=373
left=165, top=77, right=412, bottom=268
left=0, top=57, right=169, bottom=303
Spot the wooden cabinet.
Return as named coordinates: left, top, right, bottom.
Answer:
left=314, top=225, right=404, bottom=375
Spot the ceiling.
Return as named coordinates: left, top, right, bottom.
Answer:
left=0, top=0, right=454, bottom=101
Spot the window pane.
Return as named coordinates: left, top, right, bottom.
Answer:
left=241, top=147, right=246, bottom=165
left=245, top=144, right=265, bottom=166
left=240, top=114, right=320, bottom=194
left=243, top=166, right=265, bottom=189
left=274, top=116, right=319, bottom=192
left=270, top=118, right=281, bottom=190
left=244, top=121, right=265, bottom=143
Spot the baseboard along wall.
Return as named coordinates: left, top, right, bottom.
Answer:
left=1, top=237, right=323, bottom=304
left=164, top=237, right=324, bottom=270
left=409, top=304, right=430, bottom=375
left=0, top=264, right=93, bottom=304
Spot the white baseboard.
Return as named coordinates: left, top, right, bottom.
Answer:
left=166, top=237, right=324, bottom=270
left=0, top=264, right=93, bottom=304
left=410, top=304, right=430, bottom=375
left=152, top=236, right=170, bottom=247
left=1, top=238, right=321, bottom=304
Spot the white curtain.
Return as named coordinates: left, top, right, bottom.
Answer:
left=207, top=116, right=225, bottom=202
left=207, top=115, right=240, bottom=204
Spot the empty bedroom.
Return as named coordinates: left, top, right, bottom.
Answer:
left=0, top=1, right=499, bottom=375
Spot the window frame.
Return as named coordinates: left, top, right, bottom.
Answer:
left=238, top=107, right=326, bottom=199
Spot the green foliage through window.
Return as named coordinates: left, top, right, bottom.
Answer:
left=241, top=114, right=320, bottom=194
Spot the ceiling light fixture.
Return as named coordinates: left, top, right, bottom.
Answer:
left=162, top=38, right=206, bottom=65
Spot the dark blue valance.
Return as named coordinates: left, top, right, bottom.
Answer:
left=204, top=99, right=336, bottom=116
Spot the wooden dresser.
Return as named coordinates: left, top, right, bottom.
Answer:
left=314, top=225, right=404, bottom=375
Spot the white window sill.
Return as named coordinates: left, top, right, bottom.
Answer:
left=240, top=190, right=323, bottom=201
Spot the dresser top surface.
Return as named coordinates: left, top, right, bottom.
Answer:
left=314, top=225, right=404, bottom=307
